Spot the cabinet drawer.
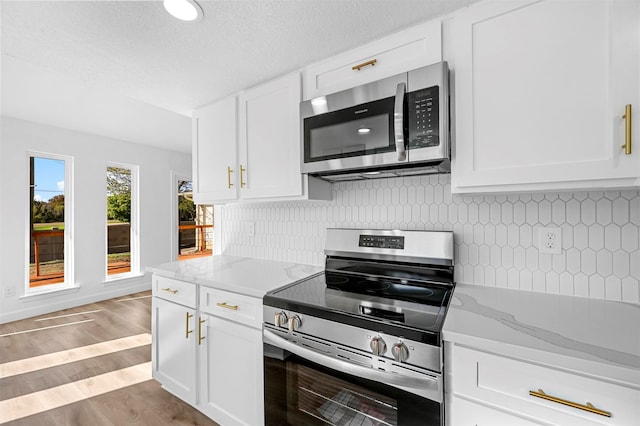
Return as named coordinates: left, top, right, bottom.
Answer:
left=303, top=21, right=441, bottom=99
left=199, top=287, right=262, bottom=329
left=452, top=346, right=640, bottom=425
left=152, top=275, right=196, bottom=308
left=449, top=396, right=542, bottom=426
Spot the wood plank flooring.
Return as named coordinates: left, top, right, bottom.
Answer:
left=0, top=291, right=219, bottom=426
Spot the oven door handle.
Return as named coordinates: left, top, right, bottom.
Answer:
left=263, top=329, right=442, bottom=400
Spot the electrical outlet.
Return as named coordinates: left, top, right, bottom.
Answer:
left=538, top=227, right=561, bottom=254
left=4, top=286, right=15, bottom=297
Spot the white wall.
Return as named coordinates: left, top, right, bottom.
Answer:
left=220, top=175, right=640, bottom=304
left=0, top=117, right=191, bottom=323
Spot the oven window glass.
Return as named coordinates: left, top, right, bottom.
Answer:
left=296, top=363, right=397, bottom=425
left=265, top=348, right=441, bottom=426
left=304, top=97, right=396, bottom=163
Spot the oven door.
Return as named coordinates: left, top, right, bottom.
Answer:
left=263, top=329, right=442, bottom=426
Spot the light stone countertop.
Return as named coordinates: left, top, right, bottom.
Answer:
left=147, top=255, right=323, bottom=298
left=443, top=283, right=640, bottom=385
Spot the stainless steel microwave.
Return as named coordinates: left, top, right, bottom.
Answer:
left=301, top=61, right=450, bottom=182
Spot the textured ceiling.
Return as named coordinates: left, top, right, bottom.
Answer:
left=1, top=0, right=478, bottom=152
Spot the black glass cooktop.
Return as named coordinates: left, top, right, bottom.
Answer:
left=264, top=261, right=454, bottom=345
left=324, top=272, right=450, bottom=306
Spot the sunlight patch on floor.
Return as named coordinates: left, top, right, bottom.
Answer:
left=34, top=309, right=102, bottom=322
left=0, top=333, right=152, bottom=378
left=117, top=295, right=152, bottom=302
left=0, top=319, right=95, bottom=338
left=0, top=362, right=152, bottom=423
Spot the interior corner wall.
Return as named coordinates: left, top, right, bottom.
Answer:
left=0, top=116, right=191, bottom=323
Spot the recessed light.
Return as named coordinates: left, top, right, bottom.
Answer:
left=163, top=0, right=204, bottom=22
left=358, top=127, right=372, bottom=134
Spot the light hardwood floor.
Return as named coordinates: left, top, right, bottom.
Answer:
left=0, top=291, right=219, bottom=426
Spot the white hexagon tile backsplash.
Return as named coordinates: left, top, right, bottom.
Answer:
left=221, top=174, right=640, bottom=303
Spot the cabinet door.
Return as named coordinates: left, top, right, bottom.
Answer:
left=151, top=297, right=197, bottom=405
left=192, top=95, right=238, bottom=203
left=238, top=73, right=303, bottom=200
left=448, top=0, right=640, bottom=193
left=198, top=314, right=264, bottom=426
left=303, top=20, right=442, bottom=99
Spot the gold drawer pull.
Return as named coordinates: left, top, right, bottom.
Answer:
left=622, top=104, right=632, bottom=155
left=216, top=302, right=239, bottom=311
left=185, top=312, right=193, bottom=338
left=161, top=287, right=178, bottom=294
left=352, top=59, right=377, bottom=71
left=529, top=389, right=611, bottom=417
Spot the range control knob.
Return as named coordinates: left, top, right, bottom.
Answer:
left=288, top=315, right=302, bottom=332
left=392, top=341, right=410, bottom=363
left=370, top=336, right=387, bottom=356
left=274, top=311, right=288, bottom=327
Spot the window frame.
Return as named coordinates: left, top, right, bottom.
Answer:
left=105, top=161, right=140, bottom=281
left=25, top=151, right=74, bottom=295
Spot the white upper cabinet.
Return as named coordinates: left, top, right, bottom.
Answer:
left=302, top=20, right=442, bottom=100
left=447, top=0, right=640, bottom=193
left=192, top=96, right=238, bottom=203
left=192, top=74, right=331, bottom=204
left=238, top=73, right=304, bottom=200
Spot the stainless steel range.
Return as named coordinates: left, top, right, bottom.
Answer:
left=263, top=228, right=454, bottom=426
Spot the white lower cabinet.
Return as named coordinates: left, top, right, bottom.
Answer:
left=198, top=314, right=263, bottom=426
left=151, top=295, right=197, bottom=405
left=152, top=275, right=265, bottom=426
left=446, top=343, right=640, bottom=426
left=198, top=286, right=264, bottom=426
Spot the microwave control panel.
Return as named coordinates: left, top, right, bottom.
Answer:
left=407, top=86, right=439, bottom=149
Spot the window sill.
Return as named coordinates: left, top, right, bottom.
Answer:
left=20, top=285, right=81, bottom=302
left=103, top=272, right=146, bottom=286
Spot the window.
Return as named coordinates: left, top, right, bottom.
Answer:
left=177, top=179, right=213, bottom=260
left=28, top=153, right=73, bottom=291
left=106, top=164, right=139, bottom=278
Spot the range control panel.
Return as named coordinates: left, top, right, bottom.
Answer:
left=359, top=235, right=405, bottom=249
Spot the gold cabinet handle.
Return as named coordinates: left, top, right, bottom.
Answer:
left=185, top=312, right=193, bottom=338
left=161, top=287, right=178, bottom=294
left=198, top=317, right=205, bottom=345
left=216, top=302, right=239, bottom=311
left=240, top=165, right=246, bottom=188
left=352, top=59, right=377, bottom=71
left=529, top=389, right=611, bottom=417
left=622, top=104, right=632, bottom=155
left=227, top=166, right=234, bottom=188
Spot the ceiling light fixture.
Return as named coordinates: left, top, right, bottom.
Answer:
left=163, top=0, right=204, bottom=22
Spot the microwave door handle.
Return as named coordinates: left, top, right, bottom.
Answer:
left=394, top=82, right=407, bottom=161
